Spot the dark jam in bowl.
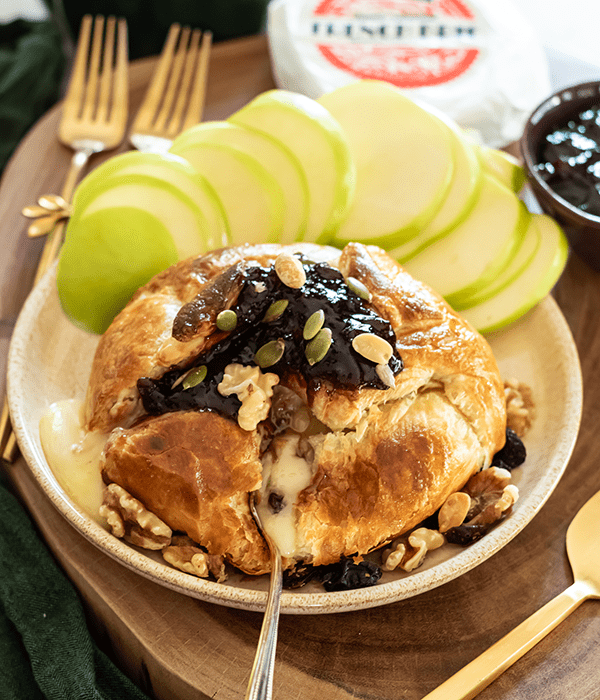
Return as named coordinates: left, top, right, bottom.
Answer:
left=138, top=260, right=403, bottom=420
left=535, top=105, right=600, bottom=217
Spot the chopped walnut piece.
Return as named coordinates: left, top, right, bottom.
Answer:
left=469, top=483, right=519, bottom=526
left=217, top=363, right=279, bottom=431
left=100, top=483, right=172, bottom=550
left=438, top=492, right=472, bottom=533
left=504, top=379, right=535, bottom=437
left=163, top=536, right=227, bottom=583
left=462, top=467, right=519, bottom=527
left=381, top=541, right=407, bottom=572
left=382, top=527, right=445, bottom=572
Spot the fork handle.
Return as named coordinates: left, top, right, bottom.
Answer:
left=422, top=580, right=593, bottom=700
left=245, top=540, right=283, bottom=700
left=34, top=146, right=94, bottom=284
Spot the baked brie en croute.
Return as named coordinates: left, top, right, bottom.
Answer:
left=85, top=242, right=509, bottom=582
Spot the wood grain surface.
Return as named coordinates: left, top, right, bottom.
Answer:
left=1, top=33, right=600, bottom=700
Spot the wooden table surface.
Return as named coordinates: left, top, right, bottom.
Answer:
left=1, top=33, right=600, bottom=700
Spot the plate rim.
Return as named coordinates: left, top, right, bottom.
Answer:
left=7, top=265, right=583, bottom=614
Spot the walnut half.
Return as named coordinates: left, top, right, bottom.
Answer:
left=100, top=483, right=172, bottom=550
left=163, top=535, right=227, bottom=582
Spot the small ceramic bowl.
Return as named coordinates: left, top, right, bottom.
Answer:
left=521, top=80, right=600, bottom=271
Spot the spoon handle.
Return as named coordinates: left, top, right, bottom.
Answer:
left=245, top=538, right=283, bottom=700
left=422, top=580, right=592, bottom=700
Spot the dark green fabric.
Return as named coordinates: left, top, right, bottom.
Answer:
left=0, top=470, right=151, bottom=700
left=0, top=18, right=65, bottom=173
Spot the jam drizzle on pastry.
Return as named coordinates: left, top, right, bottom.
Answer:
left=137, top=258, right=403, bottom=421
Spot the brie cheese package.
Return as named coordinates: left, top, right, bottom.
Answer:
left=267, top=0, right=551, bottom=148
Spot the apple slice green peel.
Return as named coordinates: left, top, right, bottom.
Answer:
left=171, top=120, right=309, bottom=244
left=57, top=172, right=217, bottom=334
left=455, top=213, right=543, bottom=311
left=69, top=151, right=229, bottom=251
left=403, top=174, right=530, bottom=303
left=389, top=125, right=483, bottom=263
left=169, top=139, right=286, bottom=246
left=229, top=89, right=355, bottom=244
left=57, top=206, right=178, bottom=335
left=461, top=214, right=569, bottom=334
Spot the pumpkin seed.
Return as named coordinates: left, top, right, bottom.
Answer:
left=274, top=252, right=306, bottom=289
left=305, top=328, right=332, bottom=365
left=183, top=365, right=207, bottom=390
left=346, top=276, right=372, bottom=302
left=216, top=309, right=238, bottom=332
left=376, top=363, right=395, bottom=388
left=352, top=333, right=393, bottom=365
left=303, top=309, right=325, bottom=340
left=263, top=299, right=289, bottom=323
left=255, top=339, right=285, bottom=368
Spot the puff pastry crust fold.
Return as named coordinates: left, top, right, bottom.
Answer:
left=88, top=242, right=507, bottom=573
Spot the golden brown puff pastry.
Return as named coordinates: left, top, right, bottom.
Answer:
left=102, top=410, right=270, bottom=574
left=88, top=242, right=507, bottom=574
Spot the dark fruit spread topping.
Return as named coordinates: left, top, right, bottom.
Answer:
left=137, top=256, right=403, bottom=420
left=535, top=105, right=600, bottom=217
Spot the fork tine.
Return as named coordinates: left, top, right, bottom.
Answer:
left=96, top=15, right=116, bottom=123
left=165, top=28, right=202, bottom=138
left=181, top=30, right=212, bottom=132
left=132, top=23, right=181, bottom=131
left=154, top=25, right=192, bottom=132
left=81, top=15, right=105, bottom=122
left=60, top=14, right=93, bottom=125
left=112, top=18, right=129, bottom=132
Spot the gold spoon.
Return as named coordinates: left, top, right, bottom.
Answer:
left=246, top=492, right=283, bottom=700
left=423, top=488, right=600, bottom=699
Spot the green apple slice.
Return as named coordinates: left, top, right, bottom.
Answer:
left=171, top=121, right=309, bottom=244
left=478, top=146, right=527, bottom=193
left=72, top=174, right=211, bottom=259
left=228, top=89, right=354, bottom=243
left=389, top=125, right=482, bottom=263
left=169, top=140, right=286, bottom=245
left=57, top=206, right=178, bottom=334
left=403, top=174, right=530, bottom=303
left=317, top=80, right=454, bottom=248
left=461, top=214, right=569, bottom=334
left=456, top=213, right=542, bottom=310
left=73, top=151, right=229, bottom=250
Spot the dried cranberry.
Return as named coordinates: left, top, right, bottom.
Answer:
left=320, top=558, right=382, bottom=592
left=444, top=523, right=490, bottom=546
left=492, top=428, right=526, bottom=471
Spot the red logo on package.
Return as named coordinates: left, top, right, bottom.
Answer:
left=312, top=0, right=479, bottom=88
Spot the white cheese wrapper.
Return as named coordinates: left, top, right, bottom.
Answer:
left=267, top=0, right=551, bottom=148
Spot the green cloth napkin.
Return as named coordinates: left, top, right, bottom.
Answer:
left=0, top=469, right=151, bottom=700
left=0, top=18, right=65, bottom=174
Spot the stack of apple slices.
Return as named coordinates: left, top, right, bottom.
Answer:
left=56, top=79, right=567, bottom=336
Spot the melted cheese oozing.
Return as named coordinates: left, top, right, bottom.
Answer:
left=39, top=399, right=108, bottom=523
left=257, top=434, right=313, bottom=559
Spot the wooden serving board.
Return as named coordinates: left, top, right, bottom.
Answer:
left=2, top=34, right=600, bottom=700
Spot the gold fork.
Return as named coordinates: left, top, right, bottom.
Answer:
left=21, top=22, right=211, bottom=234
left=129, top=23, right=212, bottom=153
left=1, top=14, right=129, bottom=462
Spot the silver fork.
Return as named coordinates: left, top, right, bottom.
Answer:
left=2, top=14, right=129, bottom=463
left=129, top=23, right=212, bottom=153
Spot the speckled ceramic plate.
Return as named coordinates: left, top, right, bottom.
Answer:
left=7, top=266, right=582, bottom=614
